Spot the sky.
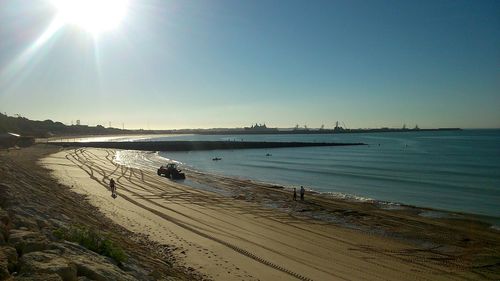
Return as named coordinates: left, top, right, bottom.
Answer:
left=0, top=0, right=499, bottom=129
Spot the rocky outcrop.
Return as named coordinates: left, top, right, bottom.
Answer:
left=9, top=229, right=49, bottom=255
left=0, top=246, right=17, bottom=279
left=14, top=273, right=64, bottom=281
left=49, top=242, right=137, bottom=281
left=18, top=251, right=77, bottom=281
left=0, top=208, right=10, bottom=245
left=0, top=147, right=204, bottom=281
left=0, top=207, right=140, bottom=281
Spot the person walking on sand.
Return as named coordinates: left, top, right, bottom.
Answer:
left=110, top=178, right=116, bottom=198
left=293, top=188, right=297, bottom=201
left=300, top=186, right=305, bottom=201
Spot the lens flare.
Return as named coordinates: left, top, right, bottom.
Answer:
left=51, top=0, right=129, bottom=34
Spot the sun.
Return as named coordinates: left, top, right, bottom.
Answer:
left=51, top=0, right=129, bottom=34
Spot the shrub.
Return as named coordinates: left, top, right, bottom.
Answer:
left=53, top=225, right=127, bottom=264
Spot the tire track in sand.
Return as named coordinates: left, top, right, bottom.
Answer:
left=65, top=149, right=324, bottom=281
left=64, top=148, right=472, bottom=281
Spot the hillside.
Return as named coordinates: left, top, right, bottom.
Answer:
left=0, top=113, right=126, bottom=137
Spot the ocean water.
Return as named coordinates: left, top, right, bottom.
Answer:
left=132, top=130, right=500, bottom=220
left=110, top=130, right=500, bottom=225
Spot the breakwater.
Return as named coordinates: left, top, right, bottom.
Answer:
left=53, top=141, right=365, bottom=151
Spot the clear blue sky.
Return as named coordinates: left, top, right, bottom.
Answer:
left=1, top=0, right=499, bottom=129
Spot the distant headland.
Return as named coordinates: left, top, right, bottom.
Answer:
left=196, top=123, right=461, bottom=135
left=1, top=113, right=460, bottom=139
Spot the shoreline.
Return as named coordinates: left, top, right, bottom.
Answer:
left=178, top=165, right=500, bottom=230
left=118, top=149, right=500, bottom=228
left=180, top=165, right=499, bottom=246
left=41, top=146, right=500, bottom=280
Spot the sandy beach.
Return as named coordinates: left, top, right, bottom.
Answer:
left=1, top=146, right=204, bottom=280
left=2, top=0, right=499, bottom=280
left=38, top=147, right=500, bottom=280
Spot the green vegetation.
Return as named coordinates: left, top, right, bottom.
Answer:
left=53, top=225, right=127, bottom=264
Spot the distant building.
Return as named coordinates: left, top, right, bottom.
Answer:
left=333, top=121, right=345, bottom=132
left=244, top=123, right=278, bottom=132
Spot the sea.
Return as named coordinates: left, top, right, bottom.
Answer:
left=112, top=130, right=500, bottom=226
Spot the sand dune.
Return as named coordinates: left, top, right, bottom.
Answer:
left=41, top=148, right=493, bottom=280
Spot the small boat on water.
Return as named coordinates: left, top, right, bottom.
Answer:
left=266, top=153, right=272, bottom=156
left=212, top=157, right=222, bottom=161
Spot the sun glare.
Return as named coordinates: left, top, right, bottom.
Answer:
left=51, top=0, right=129, bottom=34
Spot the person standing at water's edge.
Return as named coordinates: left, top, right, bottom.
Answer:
left=110, top=178, right=116, bottom=198
left=293, top=188, right=297, bottom=201
left=300, top=186, right=305, bottom=201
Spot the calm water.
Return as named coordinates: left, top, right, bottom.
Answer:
left=135, top=130, right=500, bottom=220
left=110, top=130, right=500, bottom=223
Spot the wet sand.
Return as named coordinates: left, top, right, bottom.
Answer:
left=41, top=147, right=500, bottom=281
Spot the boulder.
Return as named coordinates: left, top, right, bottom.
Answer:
left=0, top=231, right=4, bottom=245
left=50, top=242, right=136, bottom=281
left=11, top=215, right=38, bottom=230
left=0, top=255, right=9, bottom=280
left=0, top=246, right=17, bottom=279
left=35, top=218, right=49, bottom=229
left=8, top=230, right=48, bottom=255
left=14, top=273, right=63, bottom=281
left=0, top=209, right=9, bottom=227
left=18, top=251, right=77, bottom=281
left=74, top=257, right=138, bottom=281
left=0, top=209, right=10, bottom=245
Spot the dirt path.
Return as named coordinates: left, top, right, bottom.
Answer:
left=40, top=148, right=495, bottom=281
